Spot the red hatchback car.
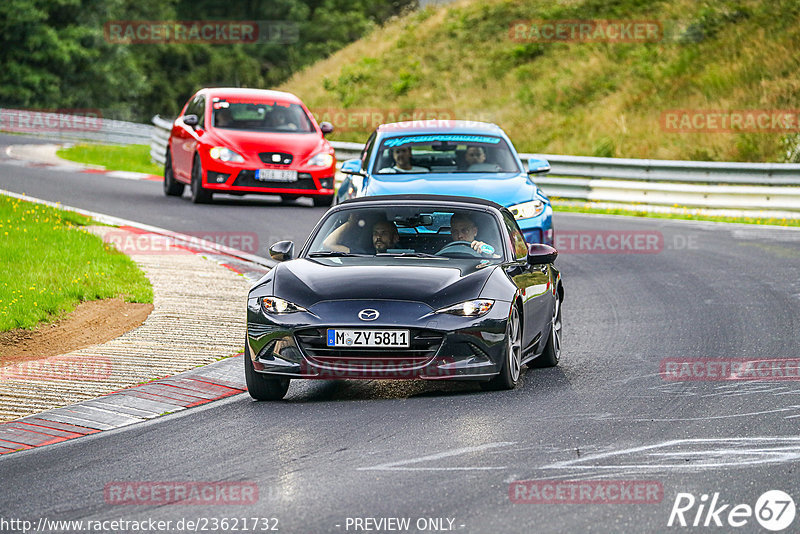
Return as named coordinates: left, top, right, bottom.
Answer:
left=164, top=88, right=336, bottom=205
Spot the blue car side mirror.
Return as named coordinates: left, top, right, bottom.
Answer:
left=341, top=159, right=363, bottom=175
left=527, top=157, right=551, bottom=175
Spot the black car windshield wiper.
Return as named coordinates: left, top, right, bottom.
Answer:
left=376, top=252, right=443, bottom=259
left=307, top=251, right=371, bottom=257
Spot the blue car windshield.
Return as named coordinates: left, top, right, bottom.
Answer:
left=372, top=135, right=521, bottom=174
left=306, top=206, right=505, bottom=261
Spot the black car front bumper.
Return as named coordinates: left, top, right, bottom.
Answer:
left=246, top=299, right=511, bottom=381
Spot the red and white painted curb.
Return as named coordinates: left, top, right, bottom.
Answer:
left=0, top=191, right=274, bottom=455
left=0, top=355, right=247, bottom=455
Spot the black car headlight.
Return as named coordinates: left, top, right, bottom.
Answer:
left=260, top=296, right=307, bottom=314
left=436, top=299, right=494, bottom=317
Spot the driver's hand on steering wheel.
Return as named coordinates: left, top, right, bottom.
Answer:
left=471, top=240, right=496, bottom=256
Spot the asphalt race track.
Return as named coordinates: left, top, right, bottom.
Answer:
left=2, top=133, right=800, bottom=533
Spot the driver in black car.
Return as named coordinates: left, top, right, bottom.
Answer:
left=449, top=213, right=496, bottom=256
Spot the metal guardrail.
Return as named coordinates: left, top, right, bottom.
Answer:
left=524, top=153, right=800, bottom=212
left=150, top=116, right=800, bottom=213
left=150, top=115, right=173, bottom=166
left=0, top=107, right=153, bottom=145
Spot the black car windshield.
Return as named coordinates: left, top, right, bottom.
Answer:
left=306, top=206, right=505, bottom=262
left=211, top=99, right=315, bottom=133
left=372, top=134, right=521, bottom=174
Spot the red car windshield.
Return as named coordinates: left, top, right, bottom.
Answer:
left=211, top=99, right=315, bottom=133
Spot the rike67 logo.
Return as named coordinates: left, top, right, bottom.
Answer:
left=668, top=490, right=796, bottom=531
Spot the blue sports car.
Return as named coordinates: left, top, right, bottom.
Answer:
left=337, top=121, right=553, bottom=245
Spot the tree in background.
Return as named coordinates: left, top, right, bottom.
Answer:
left=0, top=0, right=416, bottom=121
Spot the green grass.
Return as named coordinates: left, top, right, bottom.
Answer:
left=57, top=143, right=162, bottom=175
left=0, top=195, right=153, bottom=331
left=553, top=202, right=800, bottom=227
left=282, top=0, right=800, bottom=163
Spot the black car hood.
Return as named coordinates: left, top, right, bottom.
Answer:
left=272, top=257, right=497, bottom=310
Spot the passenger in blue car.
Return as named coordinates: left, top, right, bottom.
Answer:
left=379, top=145, right=428, bottom=173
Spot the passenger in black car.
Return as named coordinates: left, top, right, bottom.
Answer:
left=322, top=215, right=398, bottom=253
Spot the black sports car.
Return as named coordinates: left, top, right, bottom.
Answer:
left=245, top=195, right=564, bottom=400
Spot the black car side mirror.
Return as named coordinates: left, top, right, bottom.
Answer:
left=319, top=121, right=334, bottom=136
left=269, top=240, right=294, bottom=262
left=183, top=114, right=199, bottom=128
left=527, top=243, right=558, bottom=265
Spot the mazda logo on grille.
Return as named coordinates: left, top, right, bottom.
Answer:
left=358, top=309, right=379, bottom=321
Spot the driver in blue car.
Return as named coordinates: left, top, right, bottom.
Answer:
left=449, top=212, right=497, bottom=256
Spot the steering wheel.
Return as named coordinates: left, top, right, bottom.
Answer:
left=435, top=241, right=482, bottom=257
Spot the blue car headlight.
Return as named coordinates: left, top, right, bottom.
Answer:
left=509, top=200, right=545, bottom=220
left=436, top=299, right=494, bottom=317
left=260, top=296, right=307, bottom=314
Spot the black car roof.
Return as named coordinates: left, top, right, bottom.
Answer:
left=339, top=194, right=505, bottom=211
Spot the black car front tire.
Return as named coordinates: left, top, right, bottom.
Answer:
left=481, top=305, right=522, bottom=391
left=244, top=352, right=290, bottom=401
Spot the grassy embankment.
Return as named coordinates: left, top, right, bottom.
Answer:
left=277, top=0, right=800, bottom=225
left=281, top=0, right=800, bottom=163
left=57, top=144, right=162, bottom=175
left=0, top=196, right=152, bottom=331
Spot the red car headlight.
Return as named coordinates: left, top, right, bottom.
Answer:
left=209, top=146, right=244, bottom=163
left=307, top=152, right=334, bottom=167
